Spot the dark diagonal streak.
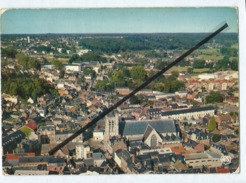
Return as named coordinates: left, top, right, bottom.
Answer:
left=49, top=23, right=228, bottom=155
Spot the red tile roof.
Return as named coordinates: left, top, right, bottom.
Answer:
left=26, top=122, right=38, bottom=130
left=217, top=167, right=230, bottom=173
left=5, top=153, right=35, bottom=160
left=6, top=154, right=19, bottom=160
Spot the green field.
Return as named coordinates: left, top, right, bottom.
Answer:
left=167, top=66, right=188, bottom=73
left=193, top=48, right=223, bottom=60
left=167, top=66, right=210, bottom=74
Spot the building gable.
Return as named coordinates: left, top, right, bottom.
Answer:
left=143, top=126, right=162, bottom=148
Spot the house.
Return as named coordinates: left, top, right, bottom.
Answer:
left=183, top=139, right=204, bottom=153
left=64, top=64, right=81, bottom=72
left=92, top=151, right=106, bottom=167
left=110, top=137, right=127, bottom=153
left=55, top=130, right=83, bottom=143
left=18, top=156, right=66, bottom=173
left=47, top=157, right=66, bottom=173
left=172, top=160, right=188, bottom=172
left=209, top=167, right=230, bottom=173
left=216, top=114, right=232, bottom=125
left=93, top=129, right=104, bottom=141
left=228, top=149, right=239, bottom=159
left=57, top=82, right=65, bottom=89
left=114, top=150, right=136, bottom=173
left=27, top=97, right=34, bottom=104
left=2, top=93, right=18, bottom=104
left=224, top=134, right=238, bottom=142
left=153, top=101, right=167, bottom=109
left=210, top=143, right=227, bottom=155
left=41, top=143, right=69, bottom=158
left=14, top=170, right=49, bottom=175
left=75, top=145, right=91, bottom=159
left=188, top=128, right=212, bottom=145
left=2, top=130, right=26, bottom=154
left=184, top=152, right=222, bottom=168
left=89, top=61, right=101, bottom=73
left=147, top=108, right=162, bottom=119
left=170, top=144, right=189, bottom=155
left=37, top=125, right=56, bottom=143
left=175, top=91, right=187, bottom=98
left=161, top=106, right=215, bottom=120
left=181, top=168, right=202, bottom=174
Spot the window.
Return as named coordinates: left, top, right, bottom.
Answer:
left=151, top=134, right=157, bottom=148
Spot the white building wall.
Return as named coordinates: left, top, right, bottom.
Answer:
left=161, top=109, right=215, bottom=120
left=144, top=130, right=162, bottom=147
left=83, top=146, right=91, bottom=159
left=65, top=65, right=81, bottom=72
left=185, top=158, right=222, bottom=168
left=76, top=145, right=84, bottom=159
left=93, top=131, right=104, bottom=141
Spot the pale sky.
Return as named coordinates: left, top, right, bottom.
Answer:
left=1, top=8, right=238, bottom=34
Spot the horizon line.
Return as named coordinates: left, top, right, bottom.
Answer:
left=1, top=32, right=238, bottom=35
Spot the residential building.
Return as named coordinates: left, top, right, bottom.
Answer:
left=161, top=106, right=215, bottom=120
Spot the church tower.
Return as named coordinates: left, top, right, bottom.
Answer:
left=104, top=112, right=119, bottom=141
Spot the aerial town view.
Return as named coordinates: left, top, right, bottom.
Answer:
left=1, top=8, right=239, bottom=175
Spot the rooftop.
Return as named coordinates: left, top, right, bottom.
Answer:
left=161, top=106, right=215, bottom=116
left=184, top=153, right=208, bottom=160
left=119, top=119, right=178, bottom=136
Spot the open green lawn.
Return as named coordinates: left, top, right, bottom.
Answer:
left=193, top=48, right=223, bottom=60
left=195, top=48, right=220, bottom=55
left=167, top=66, right=188, bottom=73
left=20, top=126, right=33, bottom=136
left=167, top=66, right=210, bottom=73
left=195, top=55, right=223, bottom=60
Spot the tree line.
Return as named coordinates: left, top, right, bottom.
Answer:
left=68, top=52, right=108, bottom=63
left=2, top=72, right=57, bottom=101
left=95, top=66, right=185, bottom=93
left=79, top=33, right=238, bottom=54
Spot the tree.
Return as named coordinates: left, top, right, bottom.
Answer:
left=205, top=91, right=224, bottom=104
left=154, top=83, right=165, bottom=91
left=129, top=95, right=140, bottom=104
left=53, top=59, right=63, bottom=71
left=208, top=117, right=217, bottom=132
left=130, top=66, right=147, bottom=82
left=230, top=59, right=238, bottom=71
left=111, top=70, right=125, bottom=83
left=216, top=58, right=230, bottom=70
left=187, top=67, right=193, bottom=74
left=1, top=47, right=17, bottom=59
left=16, top=53, right=41, bottom=70
left=59, top=70, right=65, bottom=78
left=83, top=68, right=93, bottom=76
left=212, top=134, right=221, bottom=142
left=193, top=60, right=205, bottom=68
left=122, top=67, right=131, bottom=78
left=171, top=71, right=179, bottom=78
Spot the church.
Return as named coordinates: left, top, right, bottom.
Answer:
left=104, top=112, right=181, bottom=148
